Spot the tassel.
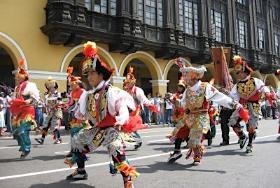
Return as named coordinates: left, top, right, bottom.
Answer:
left=115, top=161, right=140, bottom=178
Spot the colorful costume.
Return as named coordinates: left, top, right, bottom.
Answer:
left=166, top=79, right=188, bottom=144
left=228, top=55, right=270, bottom=153
left=10, top=59, right=39, bottom=158
left=65, top=68, right=87, bottom=157
left=122, top=66, right=158, bottom=150
left=64, top=41, right=139, bottom=188
left=35, top=77, right=63, bottom=144
left=203, top=103, right=218, bottom=146
left=169, top=63, right=243, bottom=165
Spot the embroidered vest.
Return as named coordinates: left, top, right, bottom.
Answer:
left=237, top=77, right=261, bottom=103
left=185, top=82, right=209, bottom=112
left=86, top=85, right=116, bottom=128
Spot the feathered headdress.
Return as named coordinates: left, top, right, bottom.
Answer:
left=16, top=59, right=29, bottom=77
left=67, top=66, right=81, bottom=85
left=123, top=66, right=136, bottom=86
left=233, top=55, right=253, bottom=73
left=180, top=66, right=207, bottom=79
left=81, top=41, right=114, bottom=80
left=45, top=76, right=57, bottom=89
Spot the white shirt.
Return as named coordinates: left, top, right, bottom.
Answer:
left=179, top=81, right=234, bottom=109
left=76, top=80, right=136, bottom=126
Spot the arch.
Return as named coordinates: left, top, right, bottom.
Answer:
left=119, top=51, right=162, bottom=80
left=264, top=74, right=280, bottom=89
left=0, top=32, right=27, bottom=68
left=60, top=44, right=118, bottom=75
left=163, top=58, right=191, bottom=80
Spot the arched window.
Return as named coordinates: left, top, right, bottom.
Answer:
left=178, top=0, right=198, bottom=35
left=137, top=0, right=163, bottom=27
left=85, top=0, right=117, bottom=16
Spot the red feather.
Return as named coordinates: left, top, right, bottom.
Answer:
left=239, top=108, right=250, bottom=123
left=67, top=67, right=73, bottom=74
left=83, top=42, right=97, bottom=58
left=147, top=104, right=160, bottom=113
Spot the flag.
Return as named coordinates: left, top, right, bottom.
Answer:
left=211, top=47, right=233, bottom=92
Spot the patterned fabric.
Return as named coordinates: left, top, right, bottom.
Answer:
left=12, top=121, right=32, bottom=152
left=237, top=78, right=257, bottom=100
left=71, top=126, right=124, bottom=157
left=184, top=82, right=210, bottom=148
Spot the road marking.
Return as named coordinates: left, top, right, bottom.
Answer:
left=147, top=131, right=232, bottom=143
left=0, top=149, right=188, bottom=181
left=0, top=133, right=278, bottom=181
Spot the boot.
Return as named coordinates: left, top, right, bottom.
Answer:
left=20, top=150, right=30, bottom=159
left=193, top=156, right=201, bottom=165
left=239, top=136, right=248, bottom=149
left=168, top=151, right=182, bottom=164
left=35, top=138, right=44, bottom=145
left=66, top=169, right=88, bottom=180
left=245, top=144, right=253, bottom=153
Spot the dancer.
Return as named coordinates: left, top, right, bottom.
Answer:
left=228, top=55, right=270, bottom=153
left=169, top=61, right=246, bottom=165
left=122, top=66, right=158, bottom=149
left=35, top=77, right=63, bottom=144
left=10, top=59, right=39, bottom=158
left=65, top=67, right=86, bottom=157
left=64, top=41, right=139, bottom=188
left=166, top=78, right=188, bottom=143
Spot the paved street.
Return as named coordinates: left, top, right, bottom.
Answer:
left=0, top=119, right=279, bottom=188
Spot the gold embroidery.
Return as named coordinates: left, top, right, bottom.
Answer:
left=237, top=78, right=256, bottom=98
left=87, top=93, right=96, bottom=118
left=92, top=129, right=105, bottom=147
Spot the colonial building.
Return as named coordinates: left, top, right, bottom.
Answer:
left=0, top=0, right=280, bottom=95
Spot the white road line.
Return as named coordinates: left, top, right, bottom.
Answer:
left=0, top=134, right=278, bottom=181
left=147, top=132, right=232, bottom=143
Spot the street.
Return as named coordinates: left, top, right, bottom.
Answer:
left=0, top=119, right=279, bottom=188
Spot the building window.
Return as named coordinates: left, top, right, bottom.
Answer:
left=275, top=34, right=280, bottom=55
left=85, top=0, right=91, bottom=10
left=145, top=0, right=156, bottom=26
left=236, top=0, right=247, bottom=6
left=256, top=0, right=263, bottom=14
left=178, top=0, right=198, bottom=35
left=137, top=0, right=163, bottom=27
left=211, top=10, right=224, bottom=42
left=258, top=27, right=265, bottom=50
left=237, top=19, right=247, bottom=48
left=84, top=0, right=117, bottom=16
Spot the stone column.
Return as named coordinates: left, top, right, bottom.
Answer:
left=111, top=76, right=126, bottom=89
left=150, top=80, right=169, bottom=97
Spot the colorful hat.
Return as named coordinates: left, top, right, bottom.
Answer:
left=45, top=76, right=57, bottom=89
left=67, top=67, right=81, bottom=85
left=123, top=66, right=136, bottom=86
left=81, top=41, right=114, bottom=80
left=175, top=57, right=206, bottom=79
left=233, top=55, right=253, bottom=73
left=15, top=59, right=29, bottom=79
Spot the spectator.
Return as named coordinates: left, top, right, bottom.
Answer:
left=153, top=93, right=162, bottom=125
left=0, top=93, right=5, bottom=135
left=164, top=93, right=173, bottom=126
